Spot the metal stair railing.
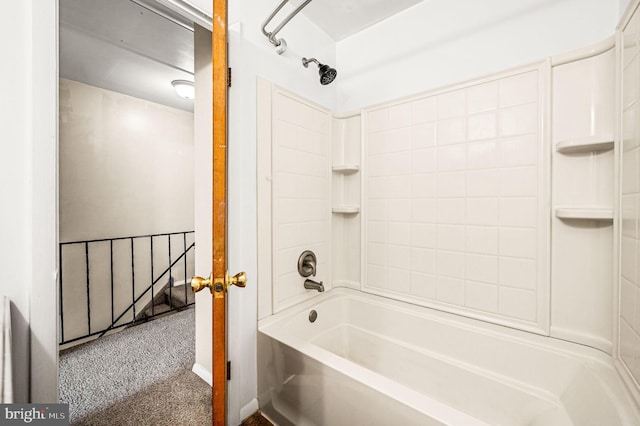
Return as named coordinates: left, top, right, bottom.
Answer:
left=59, top=231, right=195, bottom=346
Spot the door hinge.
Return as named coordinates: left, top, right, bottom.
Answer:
left=227, top=361, right=231, bottom=380
left=227, top=67, right=232, bottom=87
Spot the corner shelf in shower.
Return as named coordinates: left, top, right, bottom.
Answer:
left=555, top=136, right=614, bottom=154
left=332, top=206, right=360, bottom=214
left=332, top=164, right=360, bottom=174
left=554, top=207, right=613, bottom=221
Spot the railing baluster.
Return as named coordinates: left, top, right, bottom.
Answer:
left=183, top=232, right=187, bottom=306
left=168, top=235, right=172, bottom=309
left=85, top=242, right=91, bottom=335
left=151, top=236, right=155, bottom=317
left=59, top=244, right=64, bottom=344
left=131, top=238, right=135, bottom=320
left=110, top=240, right=114, bottom=326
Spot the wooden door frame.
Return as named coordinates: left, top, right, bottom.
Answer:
left=212, top=0, right=228, bottom=424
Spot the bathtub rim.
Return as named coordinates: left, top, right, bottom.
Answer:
left=258, top=287, right=640, bottom=423
left=261, top=287, right=613, bottom=365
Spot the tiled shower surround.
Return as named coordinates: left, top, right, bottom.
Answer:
left=272, top=90, right=332, bottom=311
left=364, top=67, right=546, bottom=330
left=263, top=50, right=613, bottom=354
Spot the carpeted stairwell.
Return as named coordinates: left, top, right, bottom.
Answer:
left=135, top=277, right=195, bottom=322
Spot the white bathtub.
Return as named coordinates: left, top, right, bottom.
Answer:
left=258, top=288, right=640, bottom=425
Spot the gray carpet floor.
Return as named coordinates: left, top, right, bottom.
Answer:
left=59, top=308, right=212, bottom=425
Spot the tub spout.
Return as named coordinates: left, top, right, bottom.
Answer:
left=304, top=279, right=324, bottom=292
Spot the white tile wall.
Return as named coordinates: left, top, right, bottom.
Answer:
left=621, top=7, right=640, bottom=385
left=272, top=91, right=332, bottom=311
left=364, top=68, right=544, bottom=327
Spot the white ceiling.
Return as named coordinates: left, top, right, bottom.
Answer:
left=59, top=0, right=422, bottom=110
left=59, top=0, right=195, bottom=111
left=294, top=0, right=424, bottom=41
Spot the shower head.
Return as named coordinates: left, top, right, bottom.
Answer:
left=302, top=57, right=337, bottom=85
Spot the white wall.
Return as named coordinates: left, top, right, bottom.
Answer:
left=59, top=79, right=194, bottom=242
left=336, top=0, right=620, bottom=112
left=228, top=2, right=337, bottom=110
left=0, top=1, right=33, bottom=403
left=0, top=0, right=58, bottom=403
left=623, top=0, right=635, bottom=17
left=193, top=23, right=213, bottom=387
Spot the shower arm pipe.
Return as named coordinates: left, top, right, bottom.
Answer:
left=261, top=0, right=313, bottom=46
left=302, top=57, right=319, bottom=67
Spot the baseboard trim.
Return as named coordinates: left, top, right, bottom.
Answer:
left=240, top=398, right=260, bottom=422
left=192, top=363, right=212, bottom=386
left=191, top=364, right=259, bottom=420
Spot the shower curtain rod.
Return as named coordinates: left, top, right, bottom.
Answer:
left=261, top=0, right=313, bottom=54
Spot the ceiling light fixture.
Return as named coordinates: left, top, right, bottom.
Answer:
left=171, top=80, right=195, bottom=99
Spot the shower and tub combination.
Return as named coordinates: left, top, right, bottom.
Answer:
left=255, top=1, right=640, bottom=424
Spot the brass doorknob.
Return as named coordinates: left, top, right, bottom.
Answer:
left=191, top=275, right=213, bottom=293
left=227, top=271, right=247, bottom=288
left=192, top=272, right=246, bottom=293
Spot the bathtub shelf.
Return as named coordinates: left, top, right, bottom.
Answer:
left=332, top=206, right=360, bottom=214
left=332, top=164, right=360, bottom=174
left=555, top=136, right=614, bottom=154
left=554, top=208, right=613, bottom=221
